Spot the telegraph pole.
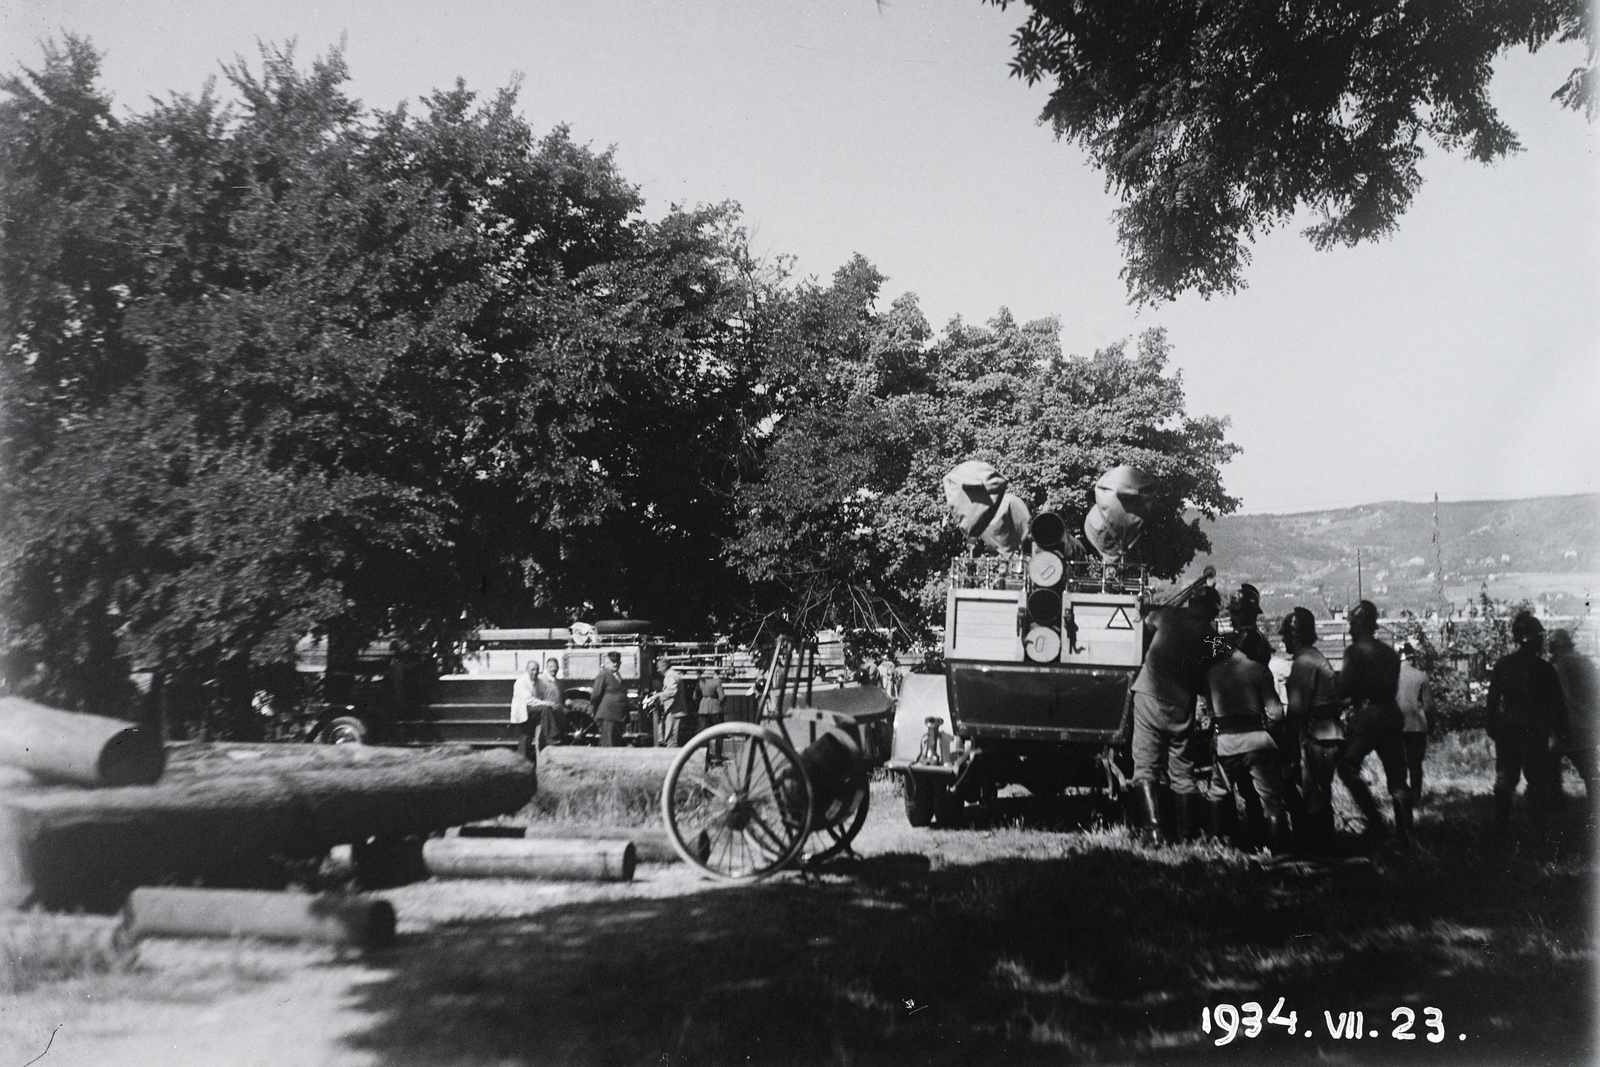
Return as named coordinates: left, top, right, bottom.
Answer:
left=1432, top=493, right=1446, bottom=610
left=1356, top=549, right=1363, bottom=602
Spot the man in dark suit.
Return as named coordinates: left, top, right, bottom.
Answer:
left=589, top=651, right=631, bottom=747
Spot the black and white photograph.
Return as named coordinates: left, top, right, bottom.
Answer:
left=0, top=1, right=1596, bottom=1064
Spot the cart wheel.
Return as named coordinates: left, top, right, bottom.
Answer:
left=804, top=784, right=870, bottom=865
left=661, top=722, right=813, bottom=880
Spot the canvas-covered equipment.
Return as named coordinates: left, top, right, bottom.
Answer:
left=942, top=460, right=1031, bottom=554
left=1083, top=464, right=1153, bottom=561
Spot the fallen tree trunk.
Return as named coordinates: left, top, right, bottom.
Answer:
left=0, top=697, right=165, bottom=787
left=122, top=886, right=395, bottom=948
left=2, top=744, right=535, bottom=910
left=422, top=837, right=636, bottom=882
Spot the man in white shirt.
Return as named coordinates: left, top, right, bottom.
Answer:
left=510, top=660, right=562, bottom=759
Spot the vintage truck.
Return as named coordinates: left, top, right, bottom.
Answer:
left=885, top=461, right=1214, bottom=826
left=887, top=548, right=1150, bottom=825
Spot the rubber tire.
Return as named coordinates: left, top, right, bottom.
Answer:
left=934, top=786, right=964, bottom=827
left=325, top=716, right=368, bottom=745
left=903, top=772, right=937, bottom=827
left=594, top=619, right=654, bottom=635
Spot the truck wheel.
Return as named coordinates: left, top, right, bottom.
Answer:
left=903, top=772, right=937, bottom=827
left=325, top=716, right=368, bottom=745
left=934, top=785, right=964, bottom=827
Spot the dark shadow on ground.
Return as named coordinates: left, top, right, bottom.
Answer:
left=340, top=777, right=1593, bottom=1067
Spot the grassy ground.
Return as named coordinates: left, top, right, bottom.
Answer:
left=2, top=731, right=1593, bottom=1066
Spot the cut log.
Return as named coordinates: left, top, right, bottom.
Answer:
left=2, top=744, right=535, bottom=910
left=490, top=823, right=704, bottom=864
left=0, top=697, right=165, bottom=787
left=122, top=886, right=395, bottom=948
left=422, top=837, right=637, bottom=882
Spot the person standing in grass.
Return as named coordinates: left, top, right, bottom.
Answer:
left=1281, top=607, right=1342, bottom=853
left=1204, top=633, right=1292, bottom=854
left=1487, top=612, right=1569, bottom=838
left=1396, top=642, right=1433, bottom=805
left=1335, top=601, right=1412, bottom=846
left=1548, top=630, right=1597, bottom=811
left=590, top=651, right=631, bottom=747
left=1129, top=585, right=1222, bottom=842
left=531, top=659, right=564, bottom=750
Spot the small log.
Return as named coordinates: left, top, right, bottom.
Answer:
left=422, top=837, right=637, bottom=882
left=504, top=823, right=704, bottom=864
left=2, top=745, right=535, bottom=910
left=121, top=886, right=395, bottom=948
left=0, top=697, right=165, bottom=787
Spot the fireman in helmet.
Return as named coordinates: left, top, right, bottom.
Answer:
left=1487, top=611, right=1568, bottom=841
left=1334, top=601, right=1412, bottom=846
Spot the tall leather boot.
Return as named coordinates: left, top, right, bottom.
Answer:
left=1173, top=791, right=1202, bottom=843
left=1298, top=804, right=1335, bottom=856
left=1133, top=780, right=1171, bottom=844
left=1493, top=790, right=1514, bottom=831
left=1265, top=813, right=1293, bottom=856
left=1204, top=792, right=1237, bottom=843
left=1391, top=789, right=1413, bottom=848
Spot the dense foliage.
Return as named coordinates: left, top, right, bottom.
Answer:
left=1, top=40, right=1237, bottom=719
left=990, top=0, right=1595, bottom=302
left=727, top=258, right=1238, bottom=644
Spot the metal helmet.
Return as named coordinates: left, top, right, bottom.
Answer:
left=1349, top=600, right=1379, bottom=632
left=1549, top=629, right=1575, bottom=655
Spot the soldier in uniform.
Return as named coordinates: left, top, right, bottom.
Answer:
left=1548, top=629, right=1598, bottom=811
left=1226, top=585, right=1273, bottom=666
left=1130, top=585, right=1222, bottom=842
left=589, top=651, right=631, bottom=747
left=1487, top=612, right=1568, bottom=839
left=1281, top=607, right=1342, bottom=853
left=1335, top=601, right=1412, bottom=846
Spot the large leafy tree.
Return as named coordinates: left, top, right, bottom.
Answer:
left=728, top=260, right=1238, bottom=644
left=0, top=39, right=776, bottom=714
left=989, top=0, right=1595, bottom=302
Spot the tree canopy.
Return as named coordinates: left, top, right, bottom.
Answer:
left=990, top=0, right=1595, bottom=303
left=2, top=39, right=1238, bottom=717
left=727, top=258, right=1238, bottom=645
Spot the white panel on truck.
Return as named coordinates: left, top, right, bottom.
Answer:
left=946, top=589, right=1022, bottom=662
left=1059, top=595, right=1144, bottom=667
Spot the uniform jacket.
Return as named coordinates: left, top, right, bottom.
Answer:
left=589, top=667, right=631, bottom=723
left=1487, top=646, right=1567, bottom=743
left=1132, top=606, right=1215, bottom=707
left=1287, top=645, right=1342, bottom=741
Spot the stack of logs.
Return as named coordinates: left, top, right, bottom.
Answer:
left=0, top=698, right=676, bottom=945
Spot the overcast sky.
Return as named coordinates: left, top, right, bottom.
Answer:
left=5, top=0, right=1597, bottom=514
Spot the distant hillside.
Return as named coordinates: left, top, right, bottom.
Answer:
left=1166, top=494, right=1600, bottom=620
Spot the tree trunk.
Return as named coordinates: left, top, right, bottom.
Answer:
left=1, top=743, right=535, bottom=910
left=0, top=697, right=166, bottom=787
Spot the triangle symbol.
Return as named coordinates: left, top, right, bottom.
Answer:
left=1106, top=606, right=1135, bottom=630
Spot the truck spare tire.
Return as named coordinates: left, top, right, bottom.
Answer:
left=594, top=619, right=654, bottom=635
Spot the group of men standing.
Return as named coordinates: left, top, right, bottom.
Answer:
left=1129, top=583, right=1591, bottom=855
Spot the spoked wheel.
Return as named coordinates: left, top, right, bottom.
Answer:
left=803, top=784, right=870, bottom=865
left=662, top=722, right=813, bottom=881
